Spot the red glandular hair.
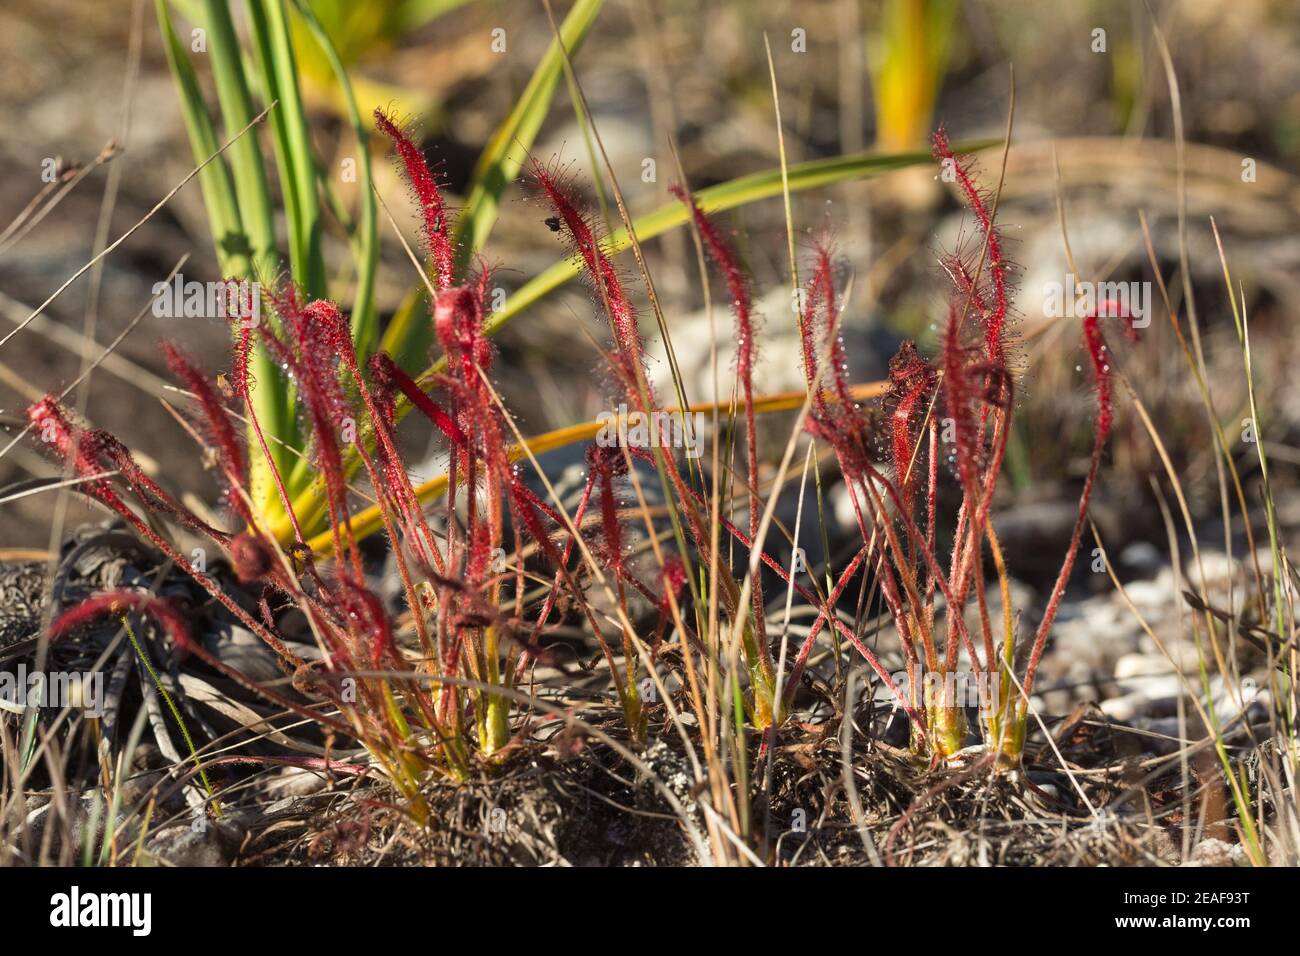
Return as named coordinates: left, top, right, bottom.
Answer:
left=797, top=244, right=870, bottom=480
left=28, top=397, right=228, bottom=544
left=49, top=590, right=195, bottom=652
left=162, top=342, right=251, bottom=525
left=530, top=160, right=645, bottom=391
left=374, top=108, right=455, bottom=291
left=886, top=340, right=938, bottom=509
left=932, top=125, right=1008, bottom=365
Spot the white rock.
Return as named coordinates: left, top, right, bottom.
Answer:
left=1067, top=659, right=1100, bottom=703
left=1114, top=652, right=1177, bottom=683
left=1122, top=578, right=1172, bottom=611
left=1100, top=692, right=1145, bottom=721
left=146, top=823, right=232, bottom=867
left=1189, top=838, right=1246, bottom=867
left=1116, top=648, right=1199, bottom=682
left=1185, top=552, right=1240, bottom=590
left=1120, top=541, right=1162, bottom=571
left=1032, top=782, right=1061, bottom=803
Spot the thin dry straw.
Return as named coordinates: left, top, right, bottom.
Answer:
left=0, top=106, right=274, bottom=353
left=0, top=254, right=189, bottom=464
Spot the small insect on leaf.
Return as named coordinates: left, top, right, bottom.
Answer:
left=544, top=216, right=562, bottom=233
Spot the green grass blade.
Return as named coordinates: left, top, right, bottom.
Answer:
left=394, top=0, right=474, bottom=33
left=123, top=617, right=220, bottom=813
left=202, top=0, right=278, bottom=278
left=159, top=1, right=288, bottom=509
left=98, top=703, right=152, bottom=866
left=246, top=0, right=327, bottom=499
left=453, top=0, right=603, bottom=269
left=155, top=0, right=247, bottom=276
left=291, top=0, right=379, bottom=356
left=247, top=0, right=326, bottom=298
left=200, top=0, right=292, bottom=500
left=869, top=0, right=959, bottom=151
left=266, top=0, right=326, bottom=295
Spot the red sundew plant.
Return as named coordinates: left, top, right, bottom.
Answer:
left=27, top=117, right=701, bottom=806
left=374, top=109, right=455, bottom=292
left=530, top=162, right=789, bottom=728
left=29, top=101, right=1116, bottom=839
left=776, top=129, right=1116, bottom=765
left=531, top=160, right=649, bottom=389
left=670, top=183, right=775, bottom=708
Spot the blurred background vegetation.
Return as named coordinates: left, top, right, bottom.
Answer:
left=1, top=0, right=1298, bottom=568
